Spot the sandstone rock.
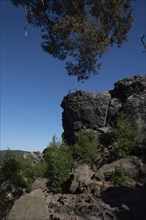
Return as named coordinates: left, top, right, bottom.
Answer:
left=61, top=91, right=111, bottom=143
left=123, top=93, right=146, bottom=140
left=6, top=192, right=49, bottom=220
left=23, top=151, right=44, bottom=164
left=61, top=75, right=146, bottom=144
left=94, top=156, right=145, bottom=183
left=111, top=75, right=145, bottom=101
left=6, top=189, right=117, bottom=220
left=45, top=193, right=116, bottom=220
left=69, top=163, right=95, bottom=193
left=31, top=178, right=48, bottom=192
left=107, top=98, right=122, bottom=123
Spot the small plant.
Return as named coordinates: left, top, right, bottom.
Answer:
left=112, top=166, right=128, bottom=185
left=112, top=113, right=138, bottom=158
left=72, top=130, right=99, bottom=164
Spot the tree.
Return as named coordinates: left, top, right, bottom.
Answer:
left=11, top=0, right=133, bottom=81
left=44, top=140, right=73, bottom=193
left=112, top=113, right=138, bottom=158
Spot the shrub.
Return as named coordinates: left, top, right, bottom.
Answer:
left=112, top=113, right=138, bottom=158
left=112, top=166, right=128, bottom=185
left=0, top=150, right=47, bottom=189
left=44, top=138, right=73, bottom=193
left=17, top=158, right=48, bottom=189
left=72, top=130, right=99, bottom=164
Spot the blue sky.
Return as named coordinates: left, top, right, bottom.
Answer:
left=0, top=0, right=146, bottom=152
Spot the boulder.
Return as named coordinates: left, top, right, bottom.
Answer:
left=94, top=156, right=146, bottom=183
left=110, top=75, right=145, bottom=101
left=31, top=178, right=48, bottom=192
left=6, top=191, right=49, bottom=220
left=69, top=163, right=95, bottom=193
left=61, top=75, right=146, bottom=144
left=61, top=90, right=111, bottom=143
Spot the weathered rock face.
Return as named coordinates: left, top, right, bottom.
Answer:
left=5, top=157, right=146, bottom=220
left=69, top=164, right=95, bottom=193
left=94, top=156, right=146, bottom=183
left=6, top=191, right=50, bottom=220
left=61, top=75, right=146, bottom=144
left=6, top=189, right=117, bottom=220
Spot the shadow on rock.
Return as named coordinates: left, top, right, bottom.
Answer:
left=101, top=184, right=146, bottom=220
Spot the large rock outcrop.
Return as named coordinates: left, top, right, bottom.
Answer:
left=61, top=75, right=146, bottom=144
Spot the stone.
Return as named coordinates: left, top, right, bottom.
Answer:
left=23, top=151, right=44, bottom=164
left=61, top=75, right=146, bottom=144
left=6, top=192, right=50, bottom=220
left=107, top=98, right=122, bottom=123
left=31, top=178, right=48, bottom=192
left=123, top=93, right=146, bottom=140
left=95, top=156, right=145, bottom=183
left=61, top=91, right=111, bottom=143
left=69, top=163, right=95, bottom=193
left=111, top=75, right=145, bottom=101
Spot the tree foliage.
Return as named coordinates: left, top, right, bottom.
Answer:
left=44, top=138, right=73, bottom=193
left=0, top=150, right=47, bottom=189
left=11, top=0, right=133, bottom=81
left=72, top=130, right=99, bottom=164
left=112, top=113, right=138, bottom=158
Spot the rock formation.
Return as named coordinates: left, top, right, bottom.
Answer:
left=1, top=75, right=146, bottom=220
left=4, top=156, right=146, bottom=220
left=61, top=75, right=146, bottom=144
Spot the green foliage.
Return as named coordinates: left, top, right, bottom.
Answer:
left=112, top=166, right=128, bottom=185
left=0, top=150, right=47, bottom=189
left=44, top=138, right=73, bottom=193
left=72, top=130, right=99, bottom=164
left=11, top=0, right=133, bottom=81
left=112, top=113, right=138, bottom=158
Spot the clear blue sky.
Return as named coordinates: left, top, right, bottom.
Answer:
left=0, top=0, right=146, bottom=152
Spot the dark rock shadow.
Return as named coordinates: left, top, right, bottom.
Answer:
left=101, top=184, right=146, bottom=220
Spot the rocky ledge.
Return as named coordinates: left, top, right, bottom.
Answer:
left=61, top=75, right=146, bottom=144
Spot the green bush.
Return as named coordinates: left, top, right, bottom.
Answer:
left=112, top=113, right=138, bottom=158
left=17, top=158, right=48, bottom=189
left=72, top=130, right=99, bottom=164
left=112, top=166, right=128, bottom=185
left=44, top=138, right=73, bottom=193
left=0, top=150, right=47, bottom=189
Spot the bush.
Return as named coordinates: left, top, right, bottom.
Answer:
left=112, top=113, right=138, bottom=158
left=44, top=138, right=73, bottom=193
left=0, top=150, right=47, bottom=189
left=72, top=130, right=99, bottom=164
left=112, top=166, right=128, bottom=185
left=17, top=158, right=48, bottom=189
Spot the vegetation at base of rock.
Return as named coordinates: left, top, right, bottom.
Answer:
left=0, top=150, right=47, bottom=189
left=112, top=166, right=129, bottom=185
left=44, top=137, right=73, bottom=193
left=72, top=130, right=99, bottom=164
left=0, top=116, right=140, bottom=194
left=112, top=113, right=138, bottom=158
